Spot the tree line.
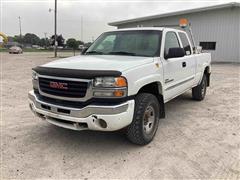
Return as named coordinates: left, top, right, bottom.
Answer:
left=8, top=33, right=92, bottom=50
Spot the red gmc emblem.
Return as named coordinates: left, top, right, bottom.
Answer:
left=49, top=81, right=68, bottom=90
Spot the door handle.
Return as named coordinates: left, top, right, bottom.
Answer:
left=182, top=62, right=186, bottom=67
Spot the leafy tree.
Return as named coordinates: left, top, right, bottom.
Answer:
left=57, top=35, right=65, bottom=46
left=77, top=40, right=84, bottom=46
left=66, top=38, right=79, bottom=55
left=23, top=33, right=40, bottom=45
left=66, top=38, right=78, bottom=48
left=50, top=35, right=55, bottom=46
left=84, top=42, right=92, bottom=48
left=13, top=35, right=23, bottom=44
left=39, top=38, right=50, bottom=48
left=50, top=34, right=65, bottom=46
left=39, top=38, right=46, bottom=47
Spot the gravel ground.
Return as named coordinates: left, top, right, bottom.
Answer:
left=1, top=52, right=240, bottom=179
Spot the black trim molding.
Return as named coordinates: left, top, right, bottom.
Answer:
left=33, top=66, right=122, bottom=79
left=165, top=76, right=194, bottom=91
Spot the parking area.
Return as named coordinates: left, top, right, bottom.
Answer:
left=1, top=52, right=239, bottom=179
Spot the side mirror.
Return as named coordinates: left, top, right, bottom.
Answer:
left=165, top=47, right=185, bottom=59
left=81, top=47, right=88, bottom=55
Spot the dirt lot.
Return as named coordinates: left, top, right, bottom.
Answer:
left=1, top=52, right=239, bottom=179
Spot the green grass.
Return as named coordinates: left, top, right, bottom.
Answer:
left=0, top=48, right=8, bottom=52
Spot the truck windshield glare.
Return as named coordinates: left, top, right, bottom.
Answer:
left=86, top=30, right=162, bottom=57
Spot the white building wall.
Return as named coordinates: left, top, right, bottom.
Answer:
left=117, top=7, right=240, bottom=62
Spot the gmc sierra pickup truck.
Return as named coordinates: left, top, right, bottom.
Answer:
left=29, top=27, right=211, bottom=145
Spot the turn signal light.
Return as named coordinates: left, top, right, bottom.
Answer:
left=115, top=77, right=127, bottom=87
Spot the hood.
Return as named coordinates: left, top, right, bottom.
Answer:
left=41, top=55, right=154, bottom=72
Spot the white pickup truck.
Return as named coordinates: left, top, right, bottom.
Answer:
left=29, top=27, right=211, bottom=145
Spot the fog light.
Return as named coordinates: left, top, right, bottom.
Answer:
left=93, top=91, right=114, bottom=97
left=99, top=119, right=107, bottom=128
left=93, top=89, right=126, bottom=98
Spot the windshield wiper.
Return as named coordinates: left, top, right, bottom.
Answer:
left=108, top=51, right=136, bottom=56
left=86, top=51, right=104, bottom=55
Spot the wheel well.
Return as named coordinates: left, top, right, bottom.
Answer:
left=138, top=82, right=165, bottom=118
left=204, top=66, right=210, bottom=86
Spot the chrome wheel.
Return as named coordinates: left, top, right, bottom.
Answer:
left=143, top=106, right=155, bottom=134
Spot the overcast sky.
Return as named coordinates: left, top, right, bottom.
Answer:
left=0, top=0, right=237, bottom=42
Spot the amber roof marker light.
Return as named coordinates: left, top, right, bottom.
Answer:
left=179, top=18, right=189, bottom=28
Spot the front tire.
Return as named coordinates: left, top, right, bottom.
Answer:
left=192, top=74, right=207, bottom=101
left=126, top=93, right=160, bottom=145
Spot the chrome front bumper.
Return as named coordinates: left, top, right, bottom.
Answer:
left=28, top=90, right=135, bottom=131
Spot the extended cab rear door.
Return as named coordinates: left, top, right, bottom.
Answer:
left=161, top=30, right=195, bottom=102
left=177, top=31, right=196, bottom=88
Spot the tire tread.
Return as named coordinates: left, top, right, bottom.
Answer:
left=126, top=93, right=159, bottom=145
left=192, top=74, right=207, bottom=101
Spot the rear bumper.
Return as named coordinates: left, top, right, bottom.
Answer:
left=28, top=90, right=135, bottom=131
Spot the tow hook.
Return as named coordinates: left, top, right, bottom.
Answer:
left=73, top=123, right=80, bottom=129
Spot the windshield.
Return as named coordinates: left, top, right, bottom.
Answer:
left=86, top=30, right=162, bottom=57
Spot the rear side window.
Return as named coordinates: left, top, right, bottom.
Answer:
left=179, top=32, right=192, bottom=55
left=164, top=32, right=180, bottom=57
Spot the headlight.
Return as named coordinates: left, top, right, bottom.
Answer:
left=93, top=77, right=127, bottom=88
left=32, top=71, right=38, bottom=80
left=93, top=76, right=127, bottom=98
left=32, top=71, right=39, bottom=90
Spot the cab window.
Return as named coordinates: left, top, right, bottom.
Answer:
left=164, top=32, right=180, bottom=58
left=178, top=32, right=192, bottom=55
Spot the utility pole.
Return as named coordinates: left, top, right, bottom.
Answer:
left=54, top=0, right=57, bottom=57
left=50, top=1, right=57, bottom=57
left=44, top=32, right=47, bottom=49
left=18, top=16, right=22, bottom=43
left=81, top=16, right=83, bottom=42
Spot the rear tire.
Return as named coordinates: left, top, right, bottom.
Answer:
left=126, top=93, right=160, bottom=145
left=192, top=74, right=207, bottom=101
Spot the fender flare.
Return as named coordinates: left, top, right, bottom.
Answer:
left=135, top=78, right=165, bottom=118
left=133, top=74, right=163, bottom=96
left=198, top=63, right=211, bottom=85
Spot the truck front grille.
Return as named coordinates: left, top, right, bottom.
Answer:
left=39, top=77, right=88, bottom=98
